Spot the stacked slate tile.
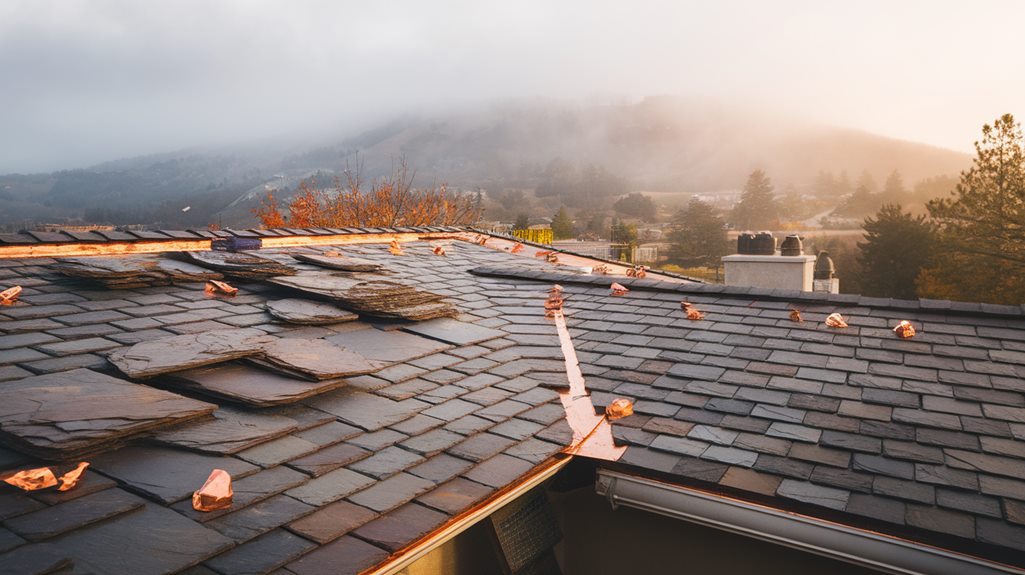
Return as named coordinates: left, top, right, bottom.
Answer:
left=177, top=250, right=297, bottom=279
left=269, top=273, right=456, bottom=321
left=53, top=256, right=224, bottom=289
left=292, top=252, right=382, bottom=272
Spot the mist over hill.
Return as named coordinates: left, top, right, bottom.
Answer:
left=0, top=97, right=970, bottom=229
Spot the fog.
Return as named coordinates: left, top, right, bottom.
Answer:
left=1, top=0, right=1022, bottom=174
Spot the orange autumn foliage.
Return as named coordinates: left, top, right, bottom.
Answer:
left=254, top=161, right=480, bottom=229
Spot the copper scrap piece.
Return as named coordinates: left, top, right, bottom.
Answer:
left=0, top=285, right=22, bottom=306
left=204, top=279, right=238, bottom=297
left=610, top=282, right=629, bottom=296
left=323, top=250, right=342, bottom=257
left=544, top=284, right=565, bottom=317
left=388, top=239, right=404, bottom=256
left=893, top=320, right=916, bottom=339
left=510, top=242, right=524, bottom=254
left=686, top=308, right=705, bottom=321
left=825, top=313, right=849, bottom=328
left=592, top=264, right=610, bottom=275
left=476, top=235, right=489, bottom=246
left=625, top=266, right=647, bottom=278
left=57, top=462, right=90, bottom=491
left=681, top=301, right=692, bottom=310
left=789, top=309, right=803, bottom=322
left=535, top=250, right=553, bottom=258
left=3, top=467, right=58, bottom=491
left=545, top=253, right=559, bottom=263
left=606, top=398, right=634, bottom=419
left=192, top=469, right=233, bottom=512
left=432, top=245, right=446, bottom=256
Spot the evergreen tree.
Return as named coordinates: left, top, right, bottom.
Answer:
left=857, top=204, right=935, bottom=299
left=922, top=114, right=1025, bottom=303
left=550, top=206, right=574, bottom=240
left=613, top=192, right=657, bottom=220
left=731, top=170, right=779, bottom=229
left=669, top=198, right=729, bottom=267
left=513, top=213, right=529, bottom=230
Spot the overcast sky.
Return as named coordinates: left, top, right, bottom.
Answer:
left=1, top=0, right=1022, bottom=173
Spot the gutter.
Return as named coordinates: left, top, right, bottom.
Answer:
left=596, top=468, right=1025, bottom=575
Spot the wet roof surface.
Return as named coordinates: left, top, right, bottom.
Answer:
left=1, top=229, right=1025, bottom=572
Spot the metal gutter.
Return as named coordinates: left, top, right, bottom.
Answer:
left=363, top=456, right=572, bottom=575
left=596, top=468, right=1025, bottom=575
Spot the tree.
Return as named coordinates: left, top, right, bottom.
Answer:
left=857, top=204, right=935, bottom=299
left=513, top=213, right=529, bottom=230
left=921, top=114, right=1025, bottom=303
left=668, top=198, right=729, bottom=267
left=732, top=170, right=779, bottom=229
left=550, top=207, right=574, bottom=240
left=613, top=192, right=657, bottom=220
left=254, top=160, right=480, bottom=228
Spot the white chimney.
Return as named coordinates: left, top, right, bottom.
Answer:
left=722, top=233, right=817, bottom=292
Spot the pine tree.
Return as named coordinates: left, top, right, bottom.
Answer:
left=669, top=198, right=729, bottom=267
left=922, top=114, right=1025, bottom=303
left=857, top=204, right=935, bottom=299
left=731, top=170, right=779, bottom=229
left=550, top=207, right=574, bottom=240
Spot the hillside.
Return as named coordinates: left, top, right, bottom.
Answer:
left=0, top=97, right=971, bottom=229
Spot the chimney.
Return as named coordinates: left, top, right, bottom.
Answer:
left=812, top=251, right=840, bottom=293
left=722, top=233, right=817, bottom=291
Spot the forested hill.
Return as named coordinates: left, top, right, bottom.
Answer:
left=0, top=97, right=970, bottom=229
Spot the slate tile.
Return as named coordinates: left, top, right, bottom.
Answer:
left=720, top=467, right=781, bottom=496
left=91, top=446, right=258, bottom=504
left=776, top=479, right=849, bottom=511
left=390, top=414, right=445, bottom=436
left=462, top=453, right=534, bottom=488
left=206, top=494, right=314, bottom=542
left=348, top=445, right=425, bottom=479
left=846, top=493, right=905, bottom=525
left=48, top=503, right=233, bottom=575
left=852, top=454, right=914, bottom=480
left=882, top=440, right=944, bottom=464
left=0, top=542, right=71, bottom=574
left=238, top=435, right=320, bottom=468
left=285, top=535, right=388, bottom=575
left=945, top=449, right=1025, bottom=478
left=809, top=466, right=873, bottom=492
left=765, top=422, right=820, bottom=443
left=285, top=467, right=375, bottom=507
left=288, top=443, right=371, bottom=477
left=347, top=429, right=407, bottom=451
left=348, top=472, right=436, bottom=513
left=873, top=476, right=934, bottom=504
left=701, top=445, right=757, bottom=467
left=407, top=453, right=475, bottom=484
left=753, top=454, right=814, bottom=480
left=819, top=430, right=881, bottom=453
left=0, top=492, right=45, bottom=521
left=750, top=404, right=806, bottom=424
left=666, top=363, right=725, bottom=381
left=292, top=421, right=360, bottom=447
left=205, top=528, right=317, bottom=575
left=935, top=489, right=1001, bottom=518
left=977, top=518, right=1025, bottom=550
left=916, top=428, right=979, bottom=450
left=309, top=391, right=427, bottom=431
left=733, top=432, right=790, bottom=456
left=352, top=502, right=449, bottom=552
left=286, top=500, right=377, bottom=545
left=448, top=433, right=517, bottom=463
left=788, top=443, right=850, bottom=468
left=0, top=527, right=24, bottom=554
left=4, top=488, right=144, bottom=542
left=906, top=504, right=975, bottom=539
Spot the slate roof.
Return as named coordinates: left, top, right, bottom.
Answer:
left=0, top=234, right=604, bottom=575
left=1, top=228, right=1025, bottom=572
left=470, top=266, right=1025, bottom=568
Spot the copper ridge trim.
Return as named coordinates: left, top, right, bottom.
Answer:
left=551, top=308, right=626, bottom=461
left=362, top=456, right=572, bottom=575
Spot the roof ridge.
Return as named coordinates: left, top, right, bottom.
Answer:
left=468, top=265, right=1025, bottom=319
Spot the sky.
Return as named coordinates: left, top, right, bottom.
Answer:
left=1, top=0, right=1022, bottom=173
